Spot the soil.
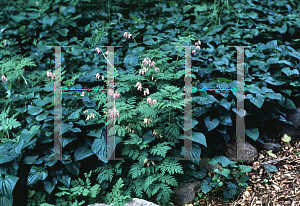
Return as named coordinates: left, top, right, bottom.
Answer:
left=188, top=137, right=300, bottom=206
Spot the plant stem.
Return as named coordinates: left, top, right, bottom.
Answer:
left=21, top=74, right=28, bottom=85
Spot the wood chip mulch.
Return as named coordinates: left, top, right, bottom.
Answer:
left=192, top=138, right=300, bottom=206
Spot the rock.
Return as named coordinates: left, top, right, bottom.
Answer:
left=87, top=198, right=159, bottom=206
left=171, top=181, right=201, bottom=206
left=88, top=150, right=255, bottom=206
left=225, top=141, right=258, bottom=164
left=87, top=181, right=204, bottom=206
left=198, top=157, right=223, bottom=174
left=263, top=142, right=281, bottom=153
left=279, top=109, right=300, bottom=140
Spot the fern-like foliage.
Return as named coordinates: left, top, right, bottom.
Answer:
left=25, top=0, right=57, bottom=14
left=163, top=122, right=181, bottom=142
left=26, top=190, right=47, bottom=206
left=149, top=142, right=175, bottom=158
left=52, top=170, right=101, bottom=206
left=0, top=55, right=36, bottom=97
left=0, top=106, right=21, bottom=142
left=124, top=157, right=184, bottom=205
left=0, top=55, right=36, bottom=77
left=94, top=164, right=115, bottom=184
left=104, top=178, right=133, bottom=206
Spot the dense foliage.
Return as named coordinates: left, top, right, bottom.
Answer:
left=0, top=0, right=299, bottom=205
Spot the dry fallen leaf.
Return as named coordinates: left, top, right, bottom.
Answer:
left=266, top=150, right=277, bottom=158
left=281, top=134, right=291, bottom=143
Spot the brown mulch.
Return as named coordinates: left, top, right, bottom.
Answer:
left=192, top=138, right=300, bottom=206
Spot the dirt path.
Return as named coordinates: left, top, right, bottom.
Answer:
left=192, top=138, right=300, bottom=206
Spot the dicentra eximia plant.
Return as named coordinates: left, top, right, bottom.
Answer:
left=93, top=32, right=160, bottom=124
left=1, top=75, right=7, bottom=83
left=93, top=32, right=201, bottom=128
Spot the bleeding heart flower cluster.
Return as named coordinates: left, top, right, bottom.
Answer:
left=139, top=57, right=160, bottom=75
left=47, top=71, right=55, bottom=80
left=108, top=89, right=120, bottom=99
left=94, top=33, right=162, bottom=125
left=125, top=124, right=135, bottom=134
left=95, top=47, right=108, bottom=55
left=95, top=73, right=105, bottom=80
left=84, top=110, right=95, bottom=121
left=192, top=40, right=201, bottom=55
left=135, top=81, right=158, bottom=104
left=144, top=158, right=155, bottom=167
left=123, top=32, right=134, bottom=40
left=108, top=107, right=119, bottom=120
left=1, top=75, right=7, bottom=82
left=136, top=81, right=158, bottom=106
left=143, top=117, right=152, bottom=126
left=147, top=97, right=157, bottom=106
left=135, top=57, right=160, bottom=106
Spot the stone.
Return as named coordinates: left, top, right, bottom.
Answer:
left=171, top=181, right=201, bottom=206
left=225, top=141, right=258, bottom=164
left=279, top=108, right=300, bottom=140
left=87, top=152, right=253, bottom=206
left=263, top=142, right=281, bottom=153
left=87, top=198, right=159, bottom=206
left=198, top=157, right=223, bottom=174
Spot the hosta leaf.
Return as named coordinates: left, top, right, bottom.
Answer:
left=11, top=15, right=26, bottom=22
left=27, top=105, right=43, bottom=116
left=204, top=117, right=219, bottom=131
left=245, top=128, right=259, bottom=141
left=56, top=29, right=69, bottom=37
left=281, top=67, right=299, bottom=76
left=41, top=15, right=57, bottom=27
left=183, top=5, right=193, bottom=13
left=27, top=166, right=48, bottom=185
left=246, top=93, right=265, bottom=108
left=124, top=55, right=139, bottom=67
left=267, top=57, right=279, bottom=64
left=0, top=174, right=19, bottom=197
left=74, top=141, right=94, bottom=161
left=178, top=132, right=207, bottom=147
left=284, top=98, right=296, bottom=109
left=44, top=178, right=57, bottom=194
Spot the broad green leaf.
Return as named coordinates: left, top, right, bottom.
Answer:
left=180, top=144, right=201, bottom=160
left=178, top=132, right=207, bottom=147
left=36, top=112, right=49, bottom=121
left=183, top=5, right=193, bottom=13
left=64, top=162, right=81, bottom=176
left=44, top=178, right=57, bottom=194
left=74, top=143, right=94, bottom=161
left=0, top=174, right=19, bottom=197
left=281, top=67, right=299, bottom=76
left=28, top=105, right=43, bottom=115
left=246, top=93, right=265, bottom=108
left=56, top=29, right=69, bottom=37
left=27, top=166, right=48, bottom=185
left=204, top=117, right=219, bottom=131
left=247, top=12, right=258, bottom=19
left=194, top=4, right=208, bottom=12
left=124, top=55, right=139, bottom=67
left=245, top=128, right=259, bottom=141
left=67, top=109, right=81, bottom=120
left=284, top=98, right=296, bottom=109
left=267, top=57, right=279, bottom=64
left=41, top=15, right=57, bottom=27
